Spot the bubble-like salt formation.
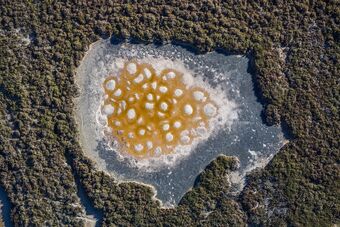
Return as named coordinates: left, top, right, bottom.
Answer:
left=75, top=40, right=285, bottom=206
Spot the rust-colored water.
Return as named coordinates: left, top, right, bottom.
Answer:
left=102, top=60, right=218, bottom=158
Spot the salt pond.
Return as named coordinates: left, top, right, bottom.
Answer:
left=75, top=39, right=285, bottom=206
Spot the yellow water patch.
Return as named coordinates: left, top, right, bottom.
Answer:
left=102, top=60, right=218, bottom=158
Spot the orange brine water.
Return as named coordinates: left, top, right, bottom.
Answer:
left=102, top=61, right=218, bottom=158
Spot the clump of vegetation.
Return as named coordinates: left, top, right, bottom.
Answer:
left=0, top=1, right=338, bottom=226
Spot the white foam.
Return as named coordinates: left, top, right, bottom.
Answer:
left=181, top=73, right=194, bottom=86
left=154, top=147, right=162, bottom=155
left=127, top=108, right=136, bottom=119
left=114, top=121, right=121, bottom=126
left=174, top=89, right=183, bottom=97
left=184, top=104, right=193, bottom=115
left=180, top=135, right=190, bottom=144
left=134, top=74, right=144, bottom=83
left=173, top=121, right=181, bottom=128
left=103, top=105, right=115, bottom=115
left=193, top=91, right=205, bottom=102
left=147, top=93, right=153, bottom=101
left=162, top=124, right=170, bottom=131
left=159, top=86, right=168, bottom=93
left=203, top=103, right=217, bottom=117
left=139, top=129, right=146, bottom=136
left=196, top=127, right=207, bottom=136
left=145, top=102, right=154, bottom=110
left=160, top=102, right=168, bottom=111
left=157, top=111, right=165, bottom=117
left=127, top=62, right=137, bottom=74
left=105, top=79, right=116, bottom=90
left=120, top=100, right=126, bottom=110
left=146, top=141, right=153, bottom=149
left=142, top=83, right=148, bottom=89
left=144, top=68, right=152, bottom=78
left=137, top=117, right=143, bottom=124
left=166, top=71, right=176, bottom=79
left=151, top=81, right=157, bottom=89
left=166, top=132, right=174, bottom=142
left=114, top=88, right=122, bottom=97
left=134, top=144, right=144, bottom=152
left=117, top=108, right=122, bottom=115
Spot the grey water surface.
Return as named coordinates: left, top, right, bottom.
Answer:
left=76, top=40, right=285, bottom=206
left=0, top=186, right=12, bottom=227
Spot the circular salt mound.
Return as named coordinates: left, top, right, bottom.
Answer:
left=75, top=40, right=285, bottom=206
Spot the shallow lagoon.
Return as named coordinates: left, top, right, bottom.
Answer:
left=75, top=39, right=285, bottom=206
